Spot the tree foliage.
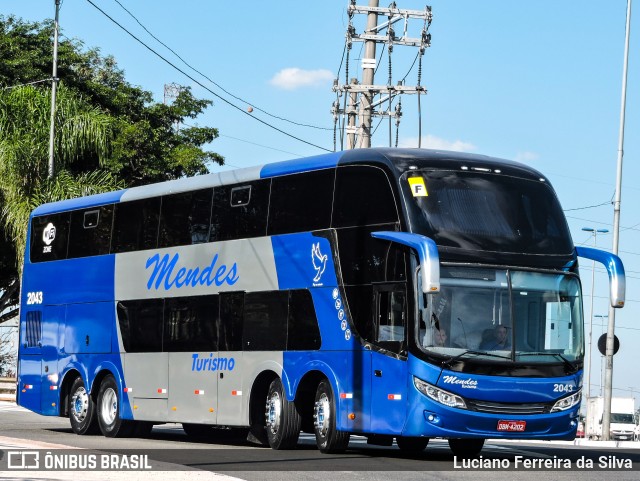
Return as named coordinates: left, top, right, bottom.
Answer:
left=0, top=14, right=224, bottom=320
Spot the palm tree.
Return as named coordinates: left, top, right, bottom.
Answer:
left=0, top=84, right=124, bottom=317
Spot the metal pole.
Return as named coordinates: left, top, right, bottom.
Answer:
left=48, top=0, right=61, bottom=179
left=346, top=79, right=359, bottom=150
left=359, top=0, right=379, bottom=148
left=581, top=228, right=608, bottom=438
left=603, top=0, right=632, bottom=441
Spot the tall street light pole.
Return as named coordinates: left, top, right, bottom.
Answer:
left=594, top=314, right=608, bottom=395
left=581, top=227, right=608, bottom=439
left=604, top=0, right=632, bottom=441
left=48, top=0, right=61, bottom=179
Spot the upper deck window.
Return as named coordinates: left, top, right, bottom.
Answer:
left=332, top=165, right=399, bottom=228
left=68, top=206, right=113, bottom=258
left=268, top=169, right=334, bottom=235
left=407, top=170, right=573, bottom=255
left=30, top=212, right=70, bottom=263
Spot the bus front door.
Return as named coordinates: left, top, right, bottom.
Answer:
left=369, top=286, right=408, bottom=434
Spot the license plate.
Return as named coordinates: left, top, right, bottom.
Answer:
left=497, top=420, right=526, bottom=432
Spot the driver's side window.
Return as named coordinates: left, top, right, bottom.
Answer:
left=374, top=285, right=406, bottom=354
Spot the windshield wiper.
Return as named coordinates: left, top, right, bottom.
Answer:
left=519, top=352, right=578, bottom=374
left=442, top=349, right=511, bottom=368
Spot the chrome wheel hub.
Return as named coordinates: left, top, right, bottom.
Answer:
left=265, top=391, right=281, bottom=435
left=314, top=393, right=330, bottom=436
left=100, top=387, right=118, bottom=425
left=71, top=387, right=89, bottom=423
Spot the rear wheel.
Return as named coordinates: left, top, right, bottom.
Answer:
left=313, top=379, right=350, bottom=453
left=68, top=377, right=98, bottom=435
left=97, top=375, right=134, bottom=437
left=265, top=378, right=301, bottom=449
left=396, top=436, right=429, bottom=453
left=448, top=438, right=485, bottom=458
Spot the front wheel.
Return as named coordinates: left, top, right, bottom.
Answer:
left=313, top=379, right=350, bottom=453
left=265, top=378, right=301, bottom=449
left=97, top=375, right=134, bottom=437
left=68, top=377, right=98, bottom=435
left=448, top=438, right=485, bottom=458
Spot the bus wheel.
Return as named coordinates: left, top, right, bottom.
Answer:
left=448, top=438, right=485, bottom=458
left=265, top=378, right=301, bottom=449
left=69, top=377, right=99, bottom=435
left=396, top=436, right=429, bottom=453
left=97, top=375, right=134, bottom=438
left=313, top=379, right=350, bottom=453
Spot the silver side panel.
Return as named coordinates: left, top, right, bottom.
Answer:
left=115, top=238, right=279, bottom=300
left=122, top=351, right=283, bottom=425
left=119, top=165, right=264, bottom=202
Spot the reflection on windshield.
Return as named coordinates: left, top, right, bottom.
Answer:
left=417, top=267, right=584, bottom=363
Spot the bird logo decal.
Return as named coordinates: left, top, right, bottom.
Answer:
left=311, top=242, right=327, bottom=283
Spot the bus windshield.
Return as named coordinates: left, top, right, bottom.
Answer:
left=406, top=170, right=573, bottom=255
left=416, top=267, right=584, bottom=363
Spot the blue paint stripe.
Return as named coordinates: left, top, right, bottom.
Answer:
left=32, top=189, right=128, bottom=216
left=260, top=152, right=343, bottom=178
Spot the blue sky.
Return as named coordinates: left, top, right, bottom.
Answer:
left=5, top=1, right=640, bottom=409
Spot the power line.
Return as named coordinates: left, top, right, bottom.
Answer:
left=219, top=134, right=303, bottom=158
left=84, top=0, right=332, bottom=153
left=110, top=0, right=331, bottom=132
left=564, top=201, right=610, bottom=212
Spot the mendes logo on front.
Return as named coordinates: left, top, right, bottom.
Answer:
left=145, top=252, right=239, bottom=290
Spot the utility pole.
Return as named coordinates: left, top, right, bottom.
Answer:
left=346, top=78, right=359, bottom=149
left=603, top=0, right=632, bottom=441
left=359, top=0, right=380, bottom=148
left=333, top=1, right=432, bottom=149
left=48, top=0, right=61, bottom=179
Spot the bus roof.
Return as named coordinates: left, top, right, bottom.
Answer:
left=31, top=148, right=547, bottom=217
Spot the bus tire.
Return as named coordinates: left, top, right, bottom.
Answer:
left=448, top=438, right=485, bottom=458
left=68, top=376, right=99, bottom=435
left=96, top=375, right=134, bottom=438
left=396, top=436, right=429, bottom=453
left=265, top=378, right=301, bottom=450
left=313, top=379, right=350, bottom=453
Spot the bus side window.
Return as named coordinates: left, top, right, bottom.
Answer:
left=158, top=189, right=213, bottom=248
left=112, top=198, right=160, bottom=253
left=268, top=169, right=334, bottom=235
left=374, top=287, right=406, bottom=353
left=68, top=205, right=114, bottom=258
left=116, top=299, right=164, bottom=352
left=332, top=165, right=399, bottom=228
left=218, top=292, right=244, bottom=351
left=30, top=212, right=70, bottom=263
left=210, top=180, right=270, bottom=242
left=287, top=289, right=321, bottom=350
left=242, top=291, right=288, bottom=351
left=164, top=295, right=218, bottom=352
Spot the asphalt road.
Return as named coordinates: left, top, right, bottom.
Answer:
left=1, top=402, right=639, bottom=481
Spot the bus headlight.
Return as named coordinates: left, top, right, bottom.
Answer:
left=413, top=376, right=467, bottom=409
left=551, top=389, right=582, bottom=412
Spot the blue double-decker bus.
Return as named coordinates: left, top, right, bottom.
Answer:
left=17, top=148, right=625, bottom=456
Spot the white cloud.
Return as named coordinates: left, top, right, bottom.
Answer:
left=398, top=134, right=477, bottom=152
left=515, top=151, right=539, bottom=162
left=270, top=68, right=334, bottom=90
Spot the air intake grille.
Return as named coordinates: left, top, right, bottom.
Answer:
left=25, top=311, right=42, bottom=348
left=466, top=398, right=551, bottom=415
